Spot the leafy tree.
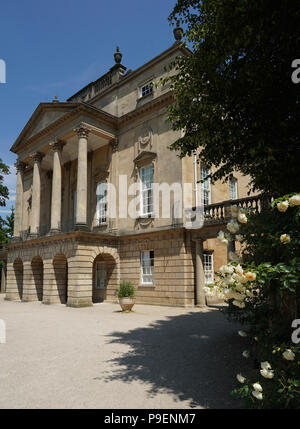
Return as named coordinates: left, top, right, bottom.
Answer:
left=0, top=158, right=9, bottom=207
left=166, top=0, right=300, bottom=196
left=0, top=208, right=14, bottom=243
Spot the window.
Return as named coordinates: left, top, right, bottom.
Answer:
left=230, top=177, right=238, bottom=200
left=141, top=250, right=154, bottom=285
left=140, top=165, right=154, bottom=216
left=140, top=82, right=153, bottom=98
left=204, top=252, right=214, bottom=284
left=96, top=182, right=107, bottom=225
left=73, top=191, right=77, bottom=225
left=200, top=164, right=211, bottom=205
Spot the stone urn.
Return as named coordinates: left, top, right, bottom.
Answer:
left=119, top=297, right=135, bottom=312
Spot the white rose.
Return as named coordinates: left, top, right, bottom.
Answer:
left=277, top=201, right=289, bottom=212
left=280, top=234, right=291, bottom=244
left=282, top=349, right=295, bottom=361
left=236, top=374, right=246, bottom=383
left=235, top=264, right=244, bottom=276
left=238, top=330, right=247, bottom=337
left=238, top=212, right=248, bottom=224
left=217, top=230, right=229, bottom=246
left=252, top=391, right=263, bottom=400
left=227, top=220, right=240, bottom=234
left=260, top=368, right=274, bottom=379
left=245, top=272, right=257, bottom=281
left=236, top=283, right=246, bottom=293
left=253, top=382, right=263, bottom=392
left=235, top=234, right=243, bottom=242
left=245, top=289, right=254, bottom=298
left=242, top=350, right=250, bottom=358
left=261, top=361, right=272, bottom=370
left=289, top=194, right=300, bottom=207
left=232, top=300, right=245, bottom=308
left=231, top=205, right=239, bottom=217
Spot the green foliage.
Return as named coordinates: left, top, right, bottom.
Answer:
left=164, top=0, right=300, bottom=196
left=0, top=158, right=9, bottom=207
left=218, top=196, right=300, bottom=408
left=0, top=208, right=14, bottom=244
left=116, top=281, right=136, bottom=299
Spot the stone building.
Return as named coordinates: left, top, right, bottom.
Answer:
left=4, top=28, right=258, bottom=308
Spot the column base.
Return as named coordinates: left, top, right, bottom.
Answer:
left=5, top=294, right=21, bottom=301
left=42, top=297, right=64, bottom=305
left=22, top=296, right=40, bottom=303
left=74, top=224, right=90, bottom=232
left=67, top=297, right=93, bottom=308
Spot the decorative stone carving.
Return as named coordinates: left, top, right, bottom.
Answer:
left=139, top=126, right=152, bottom=148
left=110, top=138, right=118, bottom=153
left=50, top=138, right=66, bottom=153
left=74, top=124, right=90, bottom=139
left=30, top=151, right=44, bottom=164
left=15, top=160, right=26, bottom=172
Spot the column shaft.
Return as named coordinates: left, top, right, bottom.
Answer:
left=195, top=239, right=206, bottom=307
left=30, top=153, right=43, bottom=236
left=50, top=141, right=64, bottom=233
left=13, top=162, right=25, bottom=239
left=75, top=126, right=89, bottom=229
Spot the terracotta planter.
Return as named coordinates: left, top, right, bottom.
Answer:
left=119, top=297, right=135, bottom=312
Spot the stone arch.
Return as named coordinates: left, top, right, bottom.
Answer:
left=92, top=253, right=117, bottom=303
left=31, top=256, right=43, bottom=301
left=13, top=258, right=23, bottom=300
left=53, top=254, right=68, bottom=304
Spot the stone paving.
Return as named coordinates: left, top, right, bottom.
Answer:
left=0, top=295, right=247, bottom=409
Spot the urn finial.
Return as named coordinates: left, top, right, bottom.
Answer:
left=173, top=20, right=183, bottom=42
left=114, top=46, right=122, bottom=64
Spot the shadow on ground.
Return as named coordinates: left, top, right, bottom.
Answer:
left=103, top=307, right=247, bottom=409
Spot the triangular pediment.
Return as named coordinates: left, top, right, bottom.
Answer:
left=11, top=102, right=80, bottom=153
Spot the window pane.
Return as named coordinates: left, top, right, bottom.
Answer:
left=200, top=165, right=211, bottom=205
left=140, top=166, right=154, bottom=215
left=204, top=253, right=214, bottom=284
left=97, top=182, right=107, bottom=224
left=141, top=250, right=154, bottom=284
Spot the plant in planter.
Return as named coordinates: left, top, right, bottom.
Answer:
left=116, top=281, right=136, bottom=312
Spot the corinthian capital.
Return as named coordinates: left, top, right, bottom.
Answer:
left=50, top=138, right=66, bottom=153
left=110, top=138, right=118, bottom=153
left=15, top=160, right=26, bottom=172
left=74, top=124, right=90, bottom=139
left=30, top=151, right=45, bottom=164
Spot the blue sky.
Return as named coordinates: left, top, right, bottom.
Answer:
left=0, top=0, right=178, bottom=217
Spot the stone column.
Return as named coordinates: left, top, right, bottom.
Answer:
left=74, top=125, right=89, bottom=230
left=1, top=261, right=6, bottom=293
left=50, top=140, right=65, bottom=234
left=195, top=238, right=206, bottom=307
left=13, top=161, right=26, bottom=240
left=30, top=152, right=44, bottom=237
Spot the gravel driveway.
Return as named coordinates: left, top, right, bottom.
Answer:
left=0, top=295, right=247, bottom=409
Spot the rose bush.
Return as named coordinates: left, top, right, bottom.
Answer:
left=207, top=194, right=300, bottom=408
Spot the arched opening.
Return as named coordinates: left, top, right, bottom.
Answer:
left=31, top=256, right=43, bottom=301
left=93, top=254, right=116, bottom=303
left=53, top=254, right=68, bottom=304
left=13, top=258, right=23, bottom=300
